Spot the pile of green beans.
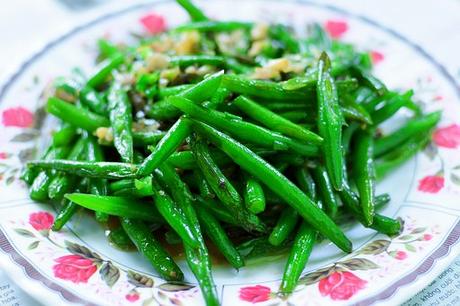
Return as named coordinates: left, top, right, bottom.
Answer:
left=22, top=0, right=441, bottom=304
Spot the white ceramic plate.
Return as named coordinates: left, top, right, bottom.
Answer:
left=1, top=1, right=460, bottom=305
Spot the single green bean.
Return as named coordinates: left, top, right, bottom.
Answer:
left=121, top=218, right=183, bottom=281
left=28, top=160, right=137, bottom=179
left=107, top=84, right=134, bottom=162
left=352, top=129, right=376, bottom=226
left=311, top=164, right=339, bottom=219
left=243, top=176, right=266, bottom=214
left=196, top=206, right=244, bottom=269
left=176, top=0, right=209, bottom=22
left=65, top=193, right=163, bottom=223
left=79, top=86, right=107, bottom=115
left=86, top=54, right=124, bottom=88
left=47, top=97, right=109, bottom=132
left=52, top=199, right=79, bottom=231
left=268, top=207, right=299, bottom=246
left=175, top=21, right=252, bottom=32
left=52, top=123, right=77, bottom=147
left=316, top=53, right=345, bottom=190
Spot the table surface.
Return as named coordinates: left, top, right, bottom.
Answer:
left=0, top=1, right=459, bottom=305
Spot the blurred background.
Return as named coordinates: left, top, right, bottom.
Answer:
left=0, top=0, right=459, bottom=82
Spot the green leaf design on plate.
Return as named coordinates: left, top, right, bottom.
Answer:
left=10, top=131, right=39, bottom=142
left=298, top=266, right=334, bottom=285
left=398, top=235, right=414, bottom=241
left=64, top=240, right=102, bottom=261
left=27, top=241, right=40, bottom=250
left=127, top=271, right=154, bottom=288
left=158, top=282, right=195, bottom=292
left=14, top=228, right=35, bottom=238
left=338, top=258, right=380, bottom=271
left=410, top=227, right=427, bottom=235
left=450, top=173, right=460, bottom=185
left=359, top=239, right=390, bottom=255
left=405, top=244, right=417, bottom=252
left=99, top=261, right=120, bottom=287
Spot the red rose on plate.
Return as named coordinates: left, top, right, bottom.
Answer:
left=319, top=271, right=367, bottom=301
left=53, top=255, right=97, bottom=283
left=239, top=285, right=272, bottom=303
left=418, top=175, right=444, bottom=193
left=324, top=20, right=348, bottom=39
left=0, top=152, right=7, bottom=159
left=2, top=107, right=34, bottom=127
left=423, top=234, right=433, bottom=241
left=125, top=292, right=140, bottom=302
left=139, top=13, right=166, bottom=34
left=432, top=124, right=460, bottom=148
left=394, top=251, right=407, bottom=260
left=370, top=51, right=384, bottom=65
left=29, top=211, right=54, bottom=231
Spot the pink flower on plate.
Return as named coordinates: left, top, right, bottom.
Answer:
left=29, top=211, right=54, bottom=231
left=418, top=175, right=444, bottom=193
left=239, top=285, right=272, bottom=303
left=0, top=152, right=7, bottom=159
left=394, top=251, right=407, bottom=260
left=2, top=107, right=34, bottom=127
left=324, top=20, right=348, bottom=39
left=370, top=51, right=384, bottom=65
left=423, top=234, right=433, bottom=241
left=53, top=255, right=97, bottom=283
left=432, top=124, right=460, bottom=148
left=125, top=292, right=140, bottom=302
left=319, top=271, right=367, bottom=301
left=139, top=13, right=166, bottom=34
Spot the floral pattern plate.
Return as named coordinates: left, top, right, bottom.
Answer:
left=1, top=1, right=460, bottom=305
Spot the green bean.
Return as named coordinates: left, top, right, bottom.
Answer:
left=147, top=99, right=180, bottom=120
left=190, top=119, right=352, bottom=252
left=196, top=206, right=244, bottom=269
left=233, top=96, right=322, bottom=144
left=195, top=170, right=215, bottom=199
left=158, top=84, right=193, bottom=99
left=52, top=199, right=79, bottom=231
left=139, top=71, right=224, bottom=175
left=352, top=129, right=376, bottom=226
left=374, top=111, right=441, bottom=157
left=316, top=52, right=345, bottom=190
left=269, top=24, right=300, bottom=53
left=29, top=146, right=70, bottom=201
left=86, top=53, right=124, bottom=88
left=48, top=137, right=88, bottom=200
left=170, top=55, right=225, bottom=67
left=237, top=237, right=291, bottom=260
left=191, top=137, right=266, bottom=233
left=222, top=74, right=312, bottom=101
left=176, top=0, right=209, bottom=22
left=28, top=160, right=137, bottom=179
left=195, top=196, right=237, bottom=225
left=79, top=86, right=107, bottom=115
left=21, top=145, right=55, bottom=186
left=47, top=97, right=109, bottom=132
left=264, top=103, right=305, bottom=112
left=108, top=225, right=135, bottom=250
left=87, top=136, right=109, bottom=222
left=243, top=176, right=266, bottom=214
left=339, top=186, right=402, bottom=236
left=294, top=167, right=317, bottom=200
left=151, top=179, right=199, bottom=248
left=371, top=90, right=413, bottom=125
left=375, top=133, right=430, bottom=180
left=107, top=84, right=134, bottom=162
left=342, top=122, right=359, bottom=154
left=52, top=123, right=77, bottom=147
left=268, top=207, right=299, bottom=246
left=279, top=111, right=308, bottom=123
left=341, top=103, right=373, bottom=125
left=97, top=39, right=120, bottom=60
left=352, top=66, right=387, bottom=96
left=170, top=96, right=319, bottom=156
left=175, top=21, right=252, bottom=32
left=311, top=164, right=339, bottom=219
left=279, top=223, right=315, bottom=293
left=121, top=218, right=183, bottom=281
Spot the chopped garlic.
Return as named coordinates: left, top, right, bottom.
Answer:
left=216, top=30, right=247, bottom=55
left=95, top=127, right=114, bottom=145
left=146, top=53, right=169, bottom=71
left=174, top=31, right=200, bottom=55
left=248, top=40, right=267, bottom=57
left=251, top=22, right=269, bottom=41
left=251, top=58, right=307, bottom=79
left=150, top=36, right=175, bottom=53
